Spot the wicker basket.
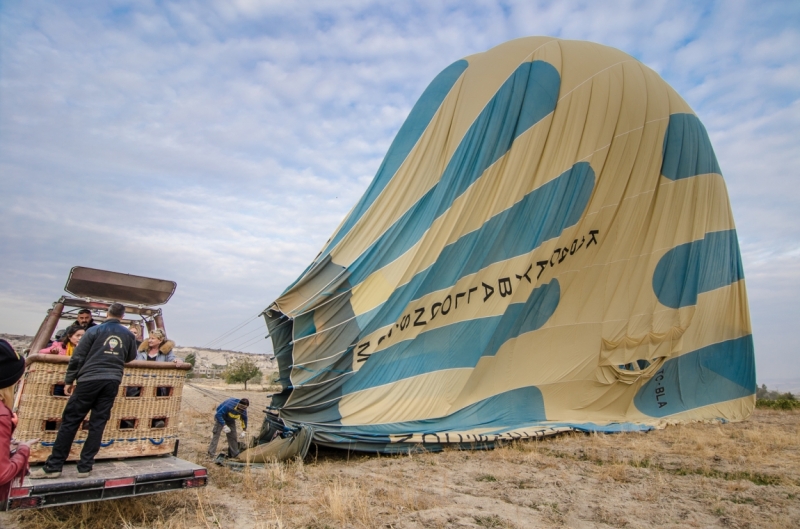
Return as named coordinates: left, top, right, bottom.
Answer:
left=14, top=354, right=192, bottom=463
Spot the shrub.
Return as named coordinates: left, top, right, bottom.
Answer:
left=756, top=399, right=800, bottom=410
left=223, top=357, right=262, bottom=390
left=755, top=385, right=798, bottom=409
left=756, top=384, right=796, bottom=401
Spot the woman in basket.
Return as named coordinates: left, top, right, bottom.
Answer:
left=39, top=327, right=85, bottom=356
left=136, top=329, right=178, bottom=363
left=136, top=329, right=179, bottom=398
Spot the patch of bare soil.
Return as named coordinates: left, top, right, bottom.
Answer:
left=4, top=382, right=799, bottom=528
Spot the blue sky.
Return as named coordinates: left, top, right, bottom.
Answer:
left=1, top=1, right=798, bottom=384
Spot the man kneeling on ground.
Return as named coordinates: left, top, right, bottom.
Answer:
left=207, top=398, right=248, bottom=459
left=31, top=302, right=138, bottom=479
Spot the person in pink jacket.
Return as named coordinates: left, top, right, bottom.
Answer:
left=0, top=339, right=38, bottom=504
left=39, top=327, right=85, bottom=356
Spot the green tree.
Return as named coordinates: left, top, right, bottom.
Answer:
left=184, top=353, right=196, bottom=378
left=248, top=371, right=263, bottom=386
left=223, top=357, right=262, bottom=390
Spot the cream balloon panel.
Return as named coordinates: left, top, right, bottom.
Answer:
left=339, top=369, right=473, bottom=426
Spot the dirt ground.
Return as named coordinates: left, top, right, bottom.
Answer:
left=4, top=379, right=799, bottom=529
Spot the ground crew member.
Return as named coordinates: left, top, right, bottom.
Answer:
left=207, top=398, right=249, bottom=459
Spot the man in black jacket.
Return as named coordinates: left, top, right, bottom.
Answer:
left=31, top=302, right=138, bottom=479
left=66, top=309, right=97, bottom=333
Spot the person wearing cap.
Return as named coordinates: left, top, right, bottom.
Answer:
left=31, top=302, right=138, bottom=479
left=207, top=397, right=249, bottom=459
left=0, top=339, right=38, bottom=504
left=47, top=328, right=67, bottom=348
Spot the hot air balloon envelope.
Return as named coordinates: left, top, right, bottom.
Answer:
left=264, top=37, right=755, bottom=452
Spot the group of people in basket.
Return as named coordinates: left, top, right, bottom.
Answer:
left=38, top=308, right=179, bottom=362
left=0, top=303, right=250, bottom=503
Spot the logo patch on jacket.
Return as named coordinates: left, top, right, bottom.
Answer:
left=103, top=336, right=123, bottom=355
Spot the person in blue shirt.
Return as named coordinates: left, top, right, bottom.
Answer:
left=207, top=398, right=249, bottom=458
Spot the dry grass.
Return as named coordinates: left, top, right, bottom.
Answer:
left=4, top=384, right=800, bottom=529
left=319, top=477, right=374, bottom=526
left=14, top=489, right=218, bottom=529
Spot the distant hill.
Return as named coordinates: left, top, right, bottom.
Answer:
left=1, top=334, right=34, bottom=354
left=174, top=345, right=276, bottom=375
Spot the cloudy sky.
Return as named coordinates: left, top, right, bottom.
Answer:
left=1, top=1, right=798, bottom=384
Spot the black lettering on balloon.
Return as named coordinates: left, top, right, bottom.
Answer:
left=516, top=264, right=532, bottom=283
left=536, top=260, right=548, bottom=279
left=482, top=282, right=495, bottom=302
left=413, top=307, right=427, bottom=326
left=355, top=341, right=371, bottom=363
left=468, top=286, right=478, bottom=303
left=455, top=292, right=465, bottom=308
left=529, top=230, right=600, bottom=279
left=498, top=277, right=512, bottom=297
left=400, top=314, right=411, bottom=330
left=378, top=328, right=392, bottom=345
left=441, top=295, right=452, bottom=315
left=430, top=302, right=442, bottom=320
left=587, top=229, right=599, bottom=247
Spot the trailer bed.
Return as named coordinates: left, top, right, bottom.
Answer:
left=5, top=455, right=207, bottom=510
